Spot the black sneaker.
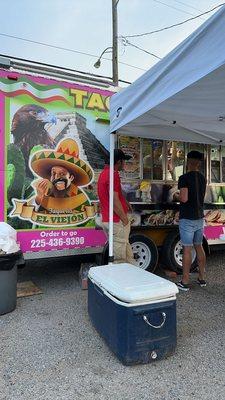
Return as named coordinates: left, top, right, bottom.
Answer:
left=197, top=278, right=207, bottom=287
left=177, top=281, right=190, bottom=291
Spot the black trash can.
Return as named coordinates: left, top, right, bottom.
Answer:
left=0, top=250, right=23, bottom=315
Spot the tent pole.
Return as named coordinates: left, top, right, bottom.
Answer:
left=108, top=131, right=115, bottom=265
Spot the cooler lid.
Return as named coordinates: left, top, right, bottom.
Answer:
left=88, top=264, right=178, bottom=304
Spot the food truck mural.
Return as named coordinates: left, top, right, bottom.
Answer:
left=0, top=65, right=113, bottom=256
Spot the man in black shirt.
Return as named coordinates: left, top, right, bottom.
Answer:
left=176, top=151, right=206, bottom=291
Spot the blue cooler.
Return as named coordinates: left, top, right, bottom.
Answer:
left=88, top=264, right=179, bottom=365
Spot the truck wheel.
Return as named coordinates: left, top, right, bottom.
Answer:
left=162, top=230, right=197, bottom=273
left=129, top=234, right=158, bottom=272
left=96, top=235, right=158, bottom=272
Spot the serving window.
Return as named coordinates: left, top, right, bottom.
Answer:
left=208, top=145, right=225, bottom=184
left=118, top=135, right=225, bottom=185
left=166, top=141, right=185, bottom=181
left=142, top=139, right=164, bottom=180
left=119, top=136, right=185, bottom=183
left=210, top=145, right=220, bottom=183
left=142, top=139, right=153, bottom=179
left=118, top=136, right=141, bottom=179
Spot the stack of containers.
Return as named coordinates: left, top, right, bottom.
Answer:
left=88, top=264, right=179, bottom=365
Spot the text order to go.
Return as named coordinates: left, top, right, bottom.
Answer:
left=31, top=237, right=85, bottom=248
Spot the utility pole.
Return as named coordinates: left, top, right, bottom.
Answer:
left=112, top=0, right=119, bottom=85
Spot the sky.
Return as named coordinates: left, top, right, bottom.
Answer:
left=0, top=0, right=223, bottom=84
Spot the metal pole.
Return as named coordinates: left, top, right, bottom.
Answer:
left=112, top=0, right=119, bottom=85
left=108, top=1, right=118, bottom=264
left=108, top=132, right=115, bottom=264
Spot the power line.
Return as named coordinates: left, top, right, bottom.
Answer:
left=122, top=38, right=161, bottom=60
left=0, top=32, right=99, bottom=58
left=152, top=0, right=206, bottom=19
left=118, top=60, right=146, bottom=71
left=173, top=0, right=204, bottom=13
left=122, top=3, right=225, bottom=39
left=0, top=31, right=146, bottom=72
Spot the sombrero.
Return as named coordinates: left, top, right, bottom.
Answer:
left=30, top=138, right=93, bottom=186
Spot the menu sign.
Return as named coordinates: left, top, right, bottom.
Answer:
left=118, top=136, right=140, bottom=179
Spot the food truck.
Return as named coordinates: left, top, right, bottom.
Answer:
left=0, top=55, right=115, bottom=261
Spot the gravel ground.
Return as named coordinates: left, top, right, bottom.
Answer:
left=1, top=252, right=225, bottom=400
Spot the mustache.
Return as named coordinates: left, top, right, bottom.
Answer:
left=52, top=178, right=68, bottom=186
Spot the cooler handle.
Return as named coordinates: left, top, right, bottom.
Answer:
left=143, top=312, right=166, bottom=329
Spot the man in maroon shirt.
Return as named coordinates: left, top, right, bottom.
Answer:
left=97, top=149, right=136, bottom=265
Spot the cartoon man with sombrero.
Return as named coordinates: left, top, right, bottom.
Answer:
left=10, top=135, right=96, bottom=226
left=30, top=138, right=93, bottom=215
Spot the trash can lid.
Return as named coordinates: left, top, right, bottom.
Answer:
left=88, top=263, right=178, bottom=304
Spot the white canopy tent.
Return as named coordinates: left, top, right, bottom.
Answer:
left=110, top=4, right=225, bottom=145
left=108, top=4, right=225, bottom=263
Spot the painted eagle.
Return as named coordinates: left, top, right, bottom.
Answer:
left=11, top=104, right=56, bottom=176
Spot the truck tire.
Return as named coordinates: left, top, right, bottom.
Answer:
left=96, top=234, right=158, bottom=272
left=95, top=243, right=109, bottom=266
left=162, top=230, right=197, bottom=273
left=129, top=234, right=158, bottom=272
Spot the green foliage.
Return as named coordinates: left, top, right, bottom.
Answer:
left=7, top=144, right=33, bottom=229
left=7, top=164, right=16, bottom=190
left=30, top=144, right=44, bottom=156
left=7, top=216, right=32, bottom=230
left=7, top=144, right=25, bottom=205
left=78, top=219, right=95, bottom=228
left=23, top=177, right=35, bottom=199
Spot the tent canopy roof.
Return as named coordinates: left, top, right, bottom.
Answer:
left=110, top=5, right=225, bottom=145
